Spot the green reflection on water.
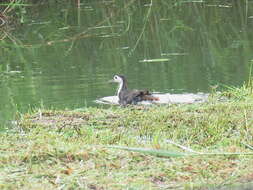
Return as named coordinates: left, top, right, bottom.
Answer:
left=0, top=0, right=253, bottom=128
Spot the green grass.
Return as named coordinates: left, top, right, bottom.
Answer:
left=1, top=85, right=253, bottom=189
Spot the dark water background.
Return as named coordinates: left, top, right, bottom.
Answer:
left=1, top=0, right=253, bottom=128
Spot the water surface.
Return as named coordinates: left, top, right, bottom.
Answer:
left=1, top=0, right=253, bottom=128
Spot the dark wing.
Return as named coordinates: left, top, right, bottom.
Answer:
left=125, top=90, right=150, bottom=104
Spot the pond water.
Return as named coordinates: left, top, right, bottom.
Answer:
left=0, top=0, right=253, bottom=128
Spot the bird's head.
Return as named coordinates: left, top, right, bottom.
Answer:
left=109, top=74, right=125, bottom=84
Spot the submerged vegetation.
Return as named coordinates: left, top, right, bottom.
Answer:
left=1, top=83, right=253, bottom=189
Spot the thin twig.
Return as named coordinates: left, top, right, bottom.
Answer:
left=0, top=31, right=7, bottom=40
left=3, top=0, right=15, bottom=14
left=0, top=16, right=6, bottom=27
left=3, top=30, right=18, bottom=45
left=242, top=142, right=253, bottom=151
left=64, top=39, right=75, bottom=56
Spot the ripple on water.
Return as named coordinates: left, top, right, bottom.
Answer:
left=95, top=93, right=209, bottom=105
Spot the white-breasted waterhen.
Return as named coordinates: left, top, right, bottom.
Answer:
left=109, top=75, right=159, bottom=105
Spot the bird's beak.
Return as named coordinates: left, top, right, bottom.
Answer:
left=108, top=79, right=115, bottom=83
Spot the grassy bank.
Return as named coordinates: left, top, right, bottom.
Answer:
left=1, top=85, right=253, bottom=189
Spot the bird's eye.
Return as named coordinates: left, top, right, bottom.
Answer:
left=114, top=76, right=118, bottom=79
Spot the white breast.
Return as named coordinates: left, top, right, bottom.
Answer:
left=117, top=81, right=123, bottom=96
